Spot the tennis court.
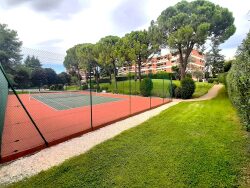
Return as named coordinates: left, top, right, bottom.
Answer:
left=31, top=91, right=123, bottom=110
left=1, top=91, right=171, bottom=162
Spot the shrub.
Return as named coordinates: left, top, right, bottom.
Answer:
left=80, top=83, right=88, bottom=90
left=208, top=78, right=214, bottom=83
left=226, top=32, right=250, bottom=130
left=57, top=84, right=64, bottom=90
left=116, top=76, right=128, bottom=81
left=218, top=73, right=227, bottom=85
left=43, top=85, right=48, bottom=89
left=140, top=78, right=153, bottom=97
left=174, top=86, right=182, bottom=98
left=170, top=83, right=177, bottom=97
left=99, top=78, right=111, bottom=83
left=185, top=73, right=192, bottom=79
left=180, top=77, right=195, bottom=99
left=49, top=85, right=56, bottom=90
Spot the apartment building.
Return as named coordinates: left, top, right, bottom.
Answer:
left=118, top=49, right=205, bottom=76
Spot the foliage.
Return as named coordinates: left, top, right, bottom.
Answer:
left=0, top=24, right=22, bottom=73
left=174, top=86, right=182, bottom=98
left=205, top=38, right=225, bottom=76
left=11, top=88, right=249, bottom=188
left=13, top=66, right=30, bottom=88
left=117, top=30, right=149, bottom=82
left=224, top=60, right=233, bottom=72
left=140, top=78, right=153, bottom=97
left=180, top=77, right=196, bottom=99
left=24, top=55, right=42, bottom=70
left=57, top=72, right=71, bottom=85
left=226, top=31, right=250, bottom=130
left=31, top=68, right=47, bottom=88
left=218, top=73, right=227, bottom=85
left=192, top=70, right=203, bottom=81
left=44, top=68, right=57, bottom=86
left=151, top=0, right=235, bottom=79
left=170, top=83, right=177, bottom=97
left=96, top=35, right=120, bottom=86
left=171, top=65, right=180, bottom=80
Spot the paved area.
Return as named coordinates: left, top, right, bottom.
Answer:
left=0, top=84, right=223, bottom=185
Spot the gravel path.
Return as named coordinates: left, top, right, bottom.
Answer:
left=0, top=84, right=223, bottom=185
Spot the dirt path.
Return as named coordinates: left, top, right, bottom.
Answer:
left=0, top=84, right=223, bottom=185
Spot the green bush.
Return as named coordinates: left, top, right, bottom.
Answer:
left=218, top=73, right=227, bottom=85
left=174, top=86, right=182, bottom=98
left=170, top=83, right=177, bottom=97
left=99, top=77, right=111, bottom=83
left=140, top=78, right=153, bottom=97
left=80, top=83, right=88, bottom=90
left=226, top=32, right=250, bottom=130
left=57, top=84, right=64, bottom=90
left=180, top=77, right=196, bottom=99
left=49, top=85, right=56, bottom=90
left=116, top=76, right=128, bottom=81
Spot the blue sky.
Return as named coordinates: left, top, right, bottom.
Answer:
left=0, top=0, right=249, bottom=73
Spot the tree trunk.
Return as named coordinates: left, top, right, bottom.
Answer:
left=179, top=46, right=193, bottom=80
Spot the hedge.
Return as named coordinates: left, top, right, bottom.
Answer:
left=226, top=31, right=250, bottom=130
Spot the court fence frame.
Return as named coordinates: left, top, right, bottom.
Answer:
left=0, top=62, right=172, bottom=163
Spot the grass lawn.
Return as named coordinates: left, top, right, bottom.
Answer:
left=9, top=87, right=249, bottom=187
left=100, top=79, right=213, bottom=98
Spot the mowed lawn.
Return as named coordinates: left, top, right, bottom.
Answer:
left=99, top=79, right=213, bottom=98
left=9, top=88, right=249, bottom=187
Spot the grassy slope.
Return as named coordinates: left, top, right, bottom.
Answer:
left=9, top=88, right=249, bottom=188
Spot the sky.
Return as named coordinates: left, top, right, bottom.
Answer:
left=0, top=0, right=249, bottom=73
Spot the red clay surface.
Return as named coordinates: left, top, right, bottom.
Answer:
left=1, top=92, right=170, bottom=163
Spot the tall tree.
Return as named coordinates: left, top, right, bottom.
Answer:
left=76, top=43, right=100, bottom=88
left=24, top=55, right=42, bottom=70
left=14, top=66, right=30, bottom=88
left=0, top=24, right=22, bottom=73
left=205, top=39, right=225, bottom=77
left=44, top=68, right=57, bottom=86
left=57, top=72, right=71, bottom=85
left=151, top=0, right=235, bottom=79
left=63, top=45, right=81, bottom=81
left=96, top=35, right=120, bottom=89
left=117, top=30, right=149, bottom=82
left=31, top=68, right=47, bottom=90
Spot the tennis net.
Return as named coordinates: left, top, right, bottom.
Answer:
left=29, top=89, right=97, bottom=100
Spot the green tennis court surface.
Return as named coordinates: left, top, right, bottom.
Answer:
left=31, top=93, right=123, bottom=110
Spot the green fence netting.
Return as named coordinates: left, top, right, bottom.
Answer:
left=0, top=64, right=8, bottom=153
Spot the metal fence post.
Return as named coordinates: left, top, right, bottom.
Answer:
left=89, top=67, right=93, bottom=130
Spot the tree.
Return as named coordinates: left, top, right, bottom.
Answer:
left=0, top=24, right=22, bottom=73
left=57, top=72, right=71, bottom=85
left=76, top=43, right=100, bottom=88
left=14, top=66, right=30, bottom=88
left=171, top=65, right=180, bottom=80
left=117, top=30, right=149, bottom=82
left=192, top=70, right=203, bottom=81
left=63, top=45, right=81, bottom=82
left=44, top=68, right=57, bottom=86
left=31, top=68, right=47, bottom=90
left=205, top=38, right=225, bottom=77
left=152, top=0, right=235, bottom=79
left=24, top=55, right=42, bottom=70
left=96, top=35, right=120, bottom=89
